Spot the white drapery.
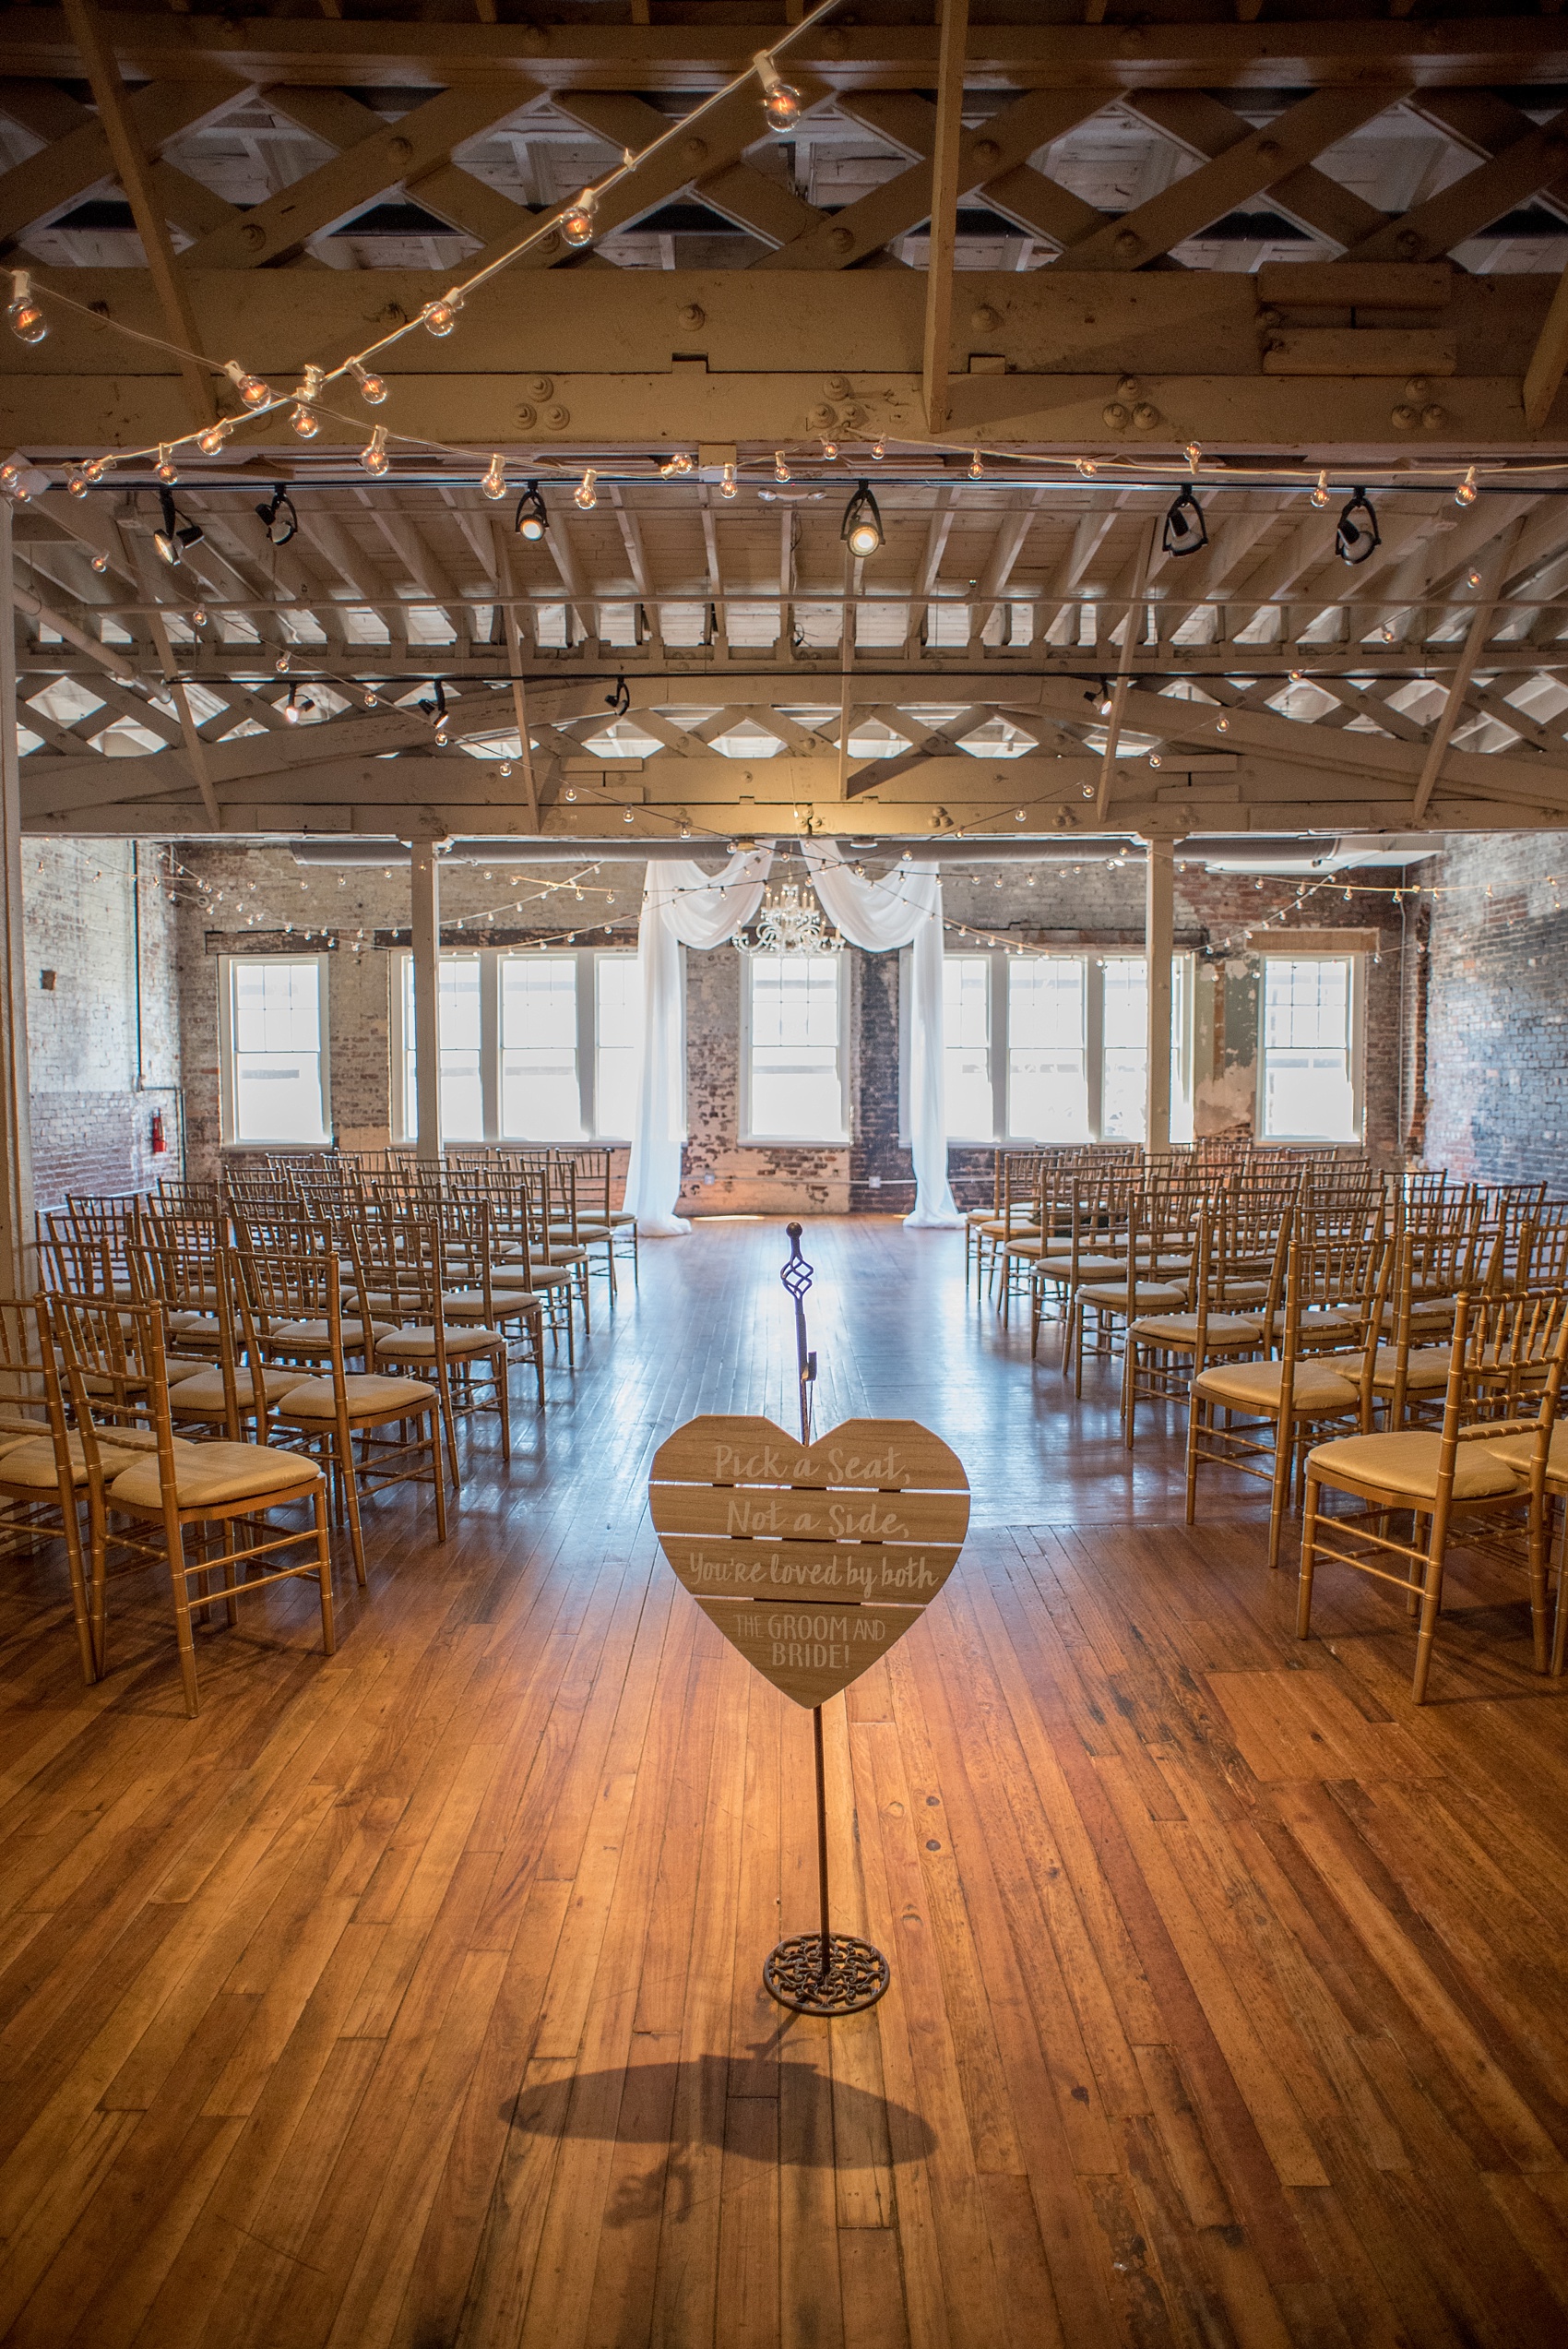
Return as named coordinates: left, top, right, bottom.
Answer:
left=623, top=849, right=772, bottom=1235
left=801, top=841, right=962, bottom=1228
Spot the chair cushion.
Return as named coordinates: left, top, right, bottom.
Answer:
left=167, top=1311, right=220, bottom=1338
left=1264, top=1306, right=1360, bottom=1338
left=164, top=1354, right=209, bottom=1384
left=0, top=1432, right=176, bottom=1489
left=1367, top=1345, right=1452, bottom=1394
left=1077, top=1281, right=1189, bottom=1312
left=168, top=1366, right=308, bottom=1414
left=274, top=1318, right=392, bottom=1349
left=1482, top=1425, right=1568, bottom=1484
left=375, top=1325, right=504, bottom=1359
left=549, top=1222, right=612, bottom=1242
left=1307, top=1429, right=1522, bottom=1503
left=1130, top=1312, right=1263, bottom=1347
left=275, top=1373, right=437, bottom=1422
left=1194, top=1357, right=1360, bottom=1413
left=109, top=1439, right=322, bottom=1511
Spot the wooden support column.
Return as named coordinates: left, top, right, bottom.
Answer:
left=921, top=0, right=968, bottom=434
left=1145, top=836, right=1174, bottom=1156
left=0, top=503, right=34, bottom=1291
left=410, top=837, right=442, bottom=1163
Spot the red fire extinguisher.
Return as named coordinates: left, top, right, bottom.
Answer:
left=149, top=1110, right=167, bottom=1157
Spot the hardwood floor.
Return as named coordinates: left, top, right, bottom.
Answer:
left=2, top=1216, right=1567, bottom=2347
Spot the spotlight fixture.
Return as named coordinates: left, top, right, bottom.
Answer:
left=350, top=360, right=386, bottom=406
left=1335, top=486, right=1381, bottom=566
left=574, top=468, right=598, bottom=511
left=255, top=483, right=298, bottom=547
left=224, top=360, right=271, bottom=410
left=605, top=673, right=631, bottom=718
left=360, top=426, right=389, bottom=477
left=560, top=187, right=599, bottom=246
left=152, top=488, right=203, bottom=567
left=422, top=292, right=462, bottom=337
left=1162, top=484, right=1207, bottom=558
left=1310, top=470, right=1331, bottom=510
left=1455, top=466, right=1478, bottom=507
left=754, top=50, right=802, bottom=132
left=282, top=684, right=315, bottom=725
left=514, top=481, right=548, bottom=541
left=841, top=479, right=884, bottom=558
left=6, top=270, right=44, bottom=344
left=481, top=453, right=506, bottom=501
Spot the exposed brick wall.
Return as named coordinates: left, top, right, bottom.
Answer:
left=1413, top=832, right=1568, bottom=1187
left=22, top=840, right=181, bottom=1205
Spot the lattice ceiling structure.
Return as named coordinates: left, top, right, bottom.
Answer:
left=5, top=2, right=1568, bottom=852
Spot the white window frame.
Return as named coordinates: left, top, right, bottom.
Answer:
left=739, top=950, right=852, bottom=1147
left=218, top=952, right=332, bottom=1148
left=389, top=945, right=640, bottom=1145
left=1256, top=947, right=1365, bottom=1145
left=921, top=946, right=1194, bottom=1147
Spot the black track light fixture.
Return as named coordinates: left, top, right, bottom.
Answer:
left=281, top=682, right=315, bottom=725
left=1162, top=484, right=1207, bottom=558
left=605, top=672, right=630, bottom=718
left=1336, top=486, right=1381, bottom=566
left=255, top=483, right=298, bottom=548
left=514, top=481, right=548, bottom=542
left=841, top=479, right=884, bottom=558
left=152, top=488, right=203, bottom=567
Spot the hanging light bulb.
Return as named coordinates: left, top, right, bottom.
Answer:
left=90, top=551, right=109, bottom=575
left=1, top=458, right=30, bottom=501
left=499, top=760, right=513, bottom=778
left=6, top=271, right=45, bottom=344
left=350, top=360, right=387, bottom=406
left=276, top=649, right=291, bottom=674
left=841, top=479, right=884, bottom=557
left=481, top=453, right=506, bottom=501
left=224, top=360, right=271, bottom=410
left=1455, top=465, right=1478, bottom=507
left=754, top=50, right=802, bottom=132
left=719, top=461, right=738, bottom=499
left=514, top=481, right=547, bottom=540
left=155, top=444, right=178, bottom=484
left=968, top=450, right=983, bottom=480
left=671, top=450, right=694, bottom=475
left=196, top=420, right=232, bottom=455
left=66, top=471, right=89, bottom=498
left=192, top=606, right=207, bottom=626
left=574, top=467, right=598, bottom=511
left=871, top=437, right=885, bottom=461
left=1467, top=567, right=1483, bottom=589
left=1183, top=441, right=1202, bottom=470
left=1075, top=457, right=1098, bottom=476
left=1310, top=469, right=1330, bottom=510
left=289, top=364, right=324, bottom=438
left=422, top=292, right=462, bottom=337
left=560, top=187, right=598, bottom=246
left=821, top=436, right=837, bottom=460
left=360, top=425, right=389, bottom=476
left=82, top=457, right=107, bottom=484
left=363, top=688, right=379, bottom=707
left=774, top=451, right=791, bottom=483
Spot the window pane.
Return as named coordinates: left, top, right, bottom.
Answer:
left=401, top=954, right=417, bottom=1140
left=501, top=956, right=583, bottom=1139
left=594, top=954, right=643, bottom=1139
left=230, top=959, right=327, bottom=1143
left=1101, top=958, right=1147, bottom=1140
left=749, top=957, right=844, bottom=1139
left=1170, top=953, right=1194, bottom=1145
left=1262, top=959, right=1356, bottom=1139
left=943, top=955, right=993, bottom=1139
left=439, top=957, right=483, bottom=1139
left=1007, top=959, right=1088, bottom=1140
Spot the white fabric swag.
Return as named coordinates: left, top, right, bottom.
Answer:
left=622, top=842, right=960, bottom=1235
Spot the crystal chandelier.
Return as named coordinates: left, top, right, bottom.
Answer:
left=733, top=880, right=840, bottom=956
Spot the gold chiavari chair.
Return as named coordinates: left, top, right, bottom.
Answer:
left=351, top=1210, right=511, bottom=1488
left=49, top=1294, right=335, bottom=1716
left=1298, top=1286, right=1568, bottom=1701
left=1123, top=1198, right=1278, bottom=1451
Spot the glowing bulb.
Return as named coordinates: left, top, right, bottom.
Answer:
left=821, top=436, right=837, bottom=460
left=83, top=458, right=106, bottom=483
left=1310, top=470, right=1330, bottom=509
left=671, top=450, right=694, bottom=474
left=1076, top=457, right=1098, bottom=476
left=291, top=401, right=319, bottom=439
left=1455, top=466, right=1478, bottom=506
left=67, top=472, right=89, bottom=498
left=481, top=453, right=506, bottom=501
left=499, top=760, right=512, bottom=778
left=434, top=726, right=448, bottom=746
left=1216, top=716, right=1229, bottom=731
left=364, top=689, right=379, bottom=708
left=561, top=188, right=598, bottom=246
left=360, top=425, right=389, bottom=476
left=224, top=361, right=270, bottom=410
left=574, top=467, right=598, bottom=511
left=564, top=787, right=577, bottom=803
left=276, top=650, right=291, bottom=674
left=968, top=450, right=983, bottom=479
left=774, top=451, right=791, bottom=483
left=196, top=421, right=231, bottom=455
left=192, top=606, right=206, bottom=626
left=155, top=445, right=177, bottom=483
left=91, top=552, right=108, bottom=575
left=754, top=53, right=802, bottom=133
left=1467, top=567, right=1482, bottom=588
left=719, top=461, right=738, bottom=499
left=351, top=361, right=386, bottom=406
left=422, top=292, right=462, bottom=337
left=6, top=273, right=44, bottom=344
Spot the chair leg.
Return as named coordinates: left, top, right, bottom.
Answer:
left=168, top=1527, right=201, bottom=1718
left=313, top=1488, right=337, bottom=1655
left=1297, top=1475, right=1321, bottom=1638
left=1266, top=1413, right=1290, bottom=1571
left=429, top=1407, right=448, bottom=1542
left=1185, top=1394, right=1203, bottom=1527
left=1527, top=1486, right=1550, bottom=1675
left=1411, top=1506, right=1450, bottom=1704
left=495, top=1343, right=512, bottom=1461
left=1551, top=1502, right=1568, bottom=1676
left=340, top=1431, right=368, bottom=1589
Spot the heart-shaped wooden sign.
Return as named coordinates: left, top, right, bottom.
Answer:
left=649, top=1414, right=969, bottom=1706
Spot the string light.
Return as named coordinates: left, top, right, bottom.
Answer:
left=1076, top=458, right=1098, bottom=477
left=968, top=451, right=983, bottom=479
left=155, top=444, right=178, bottom=483
left=574, top=468, right=598, bottom=511
left=350, top=361, right=386, bottom=407
left=774, top=452, right=791, bottom=483
left=1310, top=470, right=1330, bottom=510
left=821, top=436, right=837, bottom=460
left=90, top=551, right=108, bottom=574
left=872, top=437, right=885, bottom=461
left=66, top=471, right=89, bottom=498
left=360, top=426, right=389, bottom=477
left=1455, top=466, right=1478, bottom=506
left=196, top=420, right=231, bottom=455
left=421, top=292, right=462, bottom=337
left=224, top=361, right=270, bottom=410
left=481, top=453, right=506, bottom=501
left=719, top=461, right=738, bottom=499
left=561, top=189, right=598, bottom=246
left=754, top=50, right=802, bottom=131
left=6, top=271, right=44, bottom=344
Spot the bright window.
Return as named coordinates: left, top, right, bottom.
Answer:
left=1260, top=955, right=1360, bottom=1141
left=938, top=949, right=1193, bottom=1145
left=394, top=948, right=640, bottom=1144
left=220, top=956, right=330, bottom=1145
left=742, top=954, right=849, bottom=1143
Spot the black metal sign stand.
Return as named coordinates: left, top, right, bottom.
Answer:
left=763, top=1222, right=892, bottom=2018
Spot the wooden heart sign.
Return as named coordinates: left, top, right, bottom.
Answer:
left=649, top=1414, right=969, bottom=1707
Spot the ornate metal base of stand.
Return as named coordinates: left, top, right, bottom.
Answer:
left=764, top=1933, right=891, bottom=2017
